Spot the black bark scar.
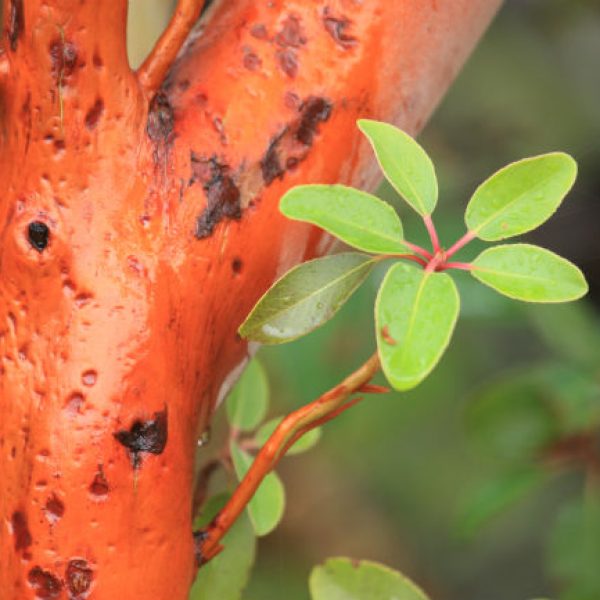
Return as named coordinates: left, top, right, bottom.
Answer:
left=114, top=409, right=168, bottom=469
left=192, top=154, right=242, bottom=239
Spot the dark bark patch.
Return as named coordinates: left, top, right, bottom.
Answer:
left=27, top=567, right=62, bottom=599
left=243, top=49, right=262, bottom=71
left=11, top=511, right=32, bottom=552
left=275, top=15, right=306, bottom=48
left=66, top=559, right=93, bottom=598
left=146, top=93, right=174, bottom=143
left=296, top=96, right=333, bottom=146
left=92, top=53, right=103, bottom=69
left=322, top=8, right=358, bottom=48
left=114, top=410, right=168, bottom=469
left=84, top=98, right=104, bottom=131
left=232, top=257, right=243, bottom=275
left=8, top=0, right=24, bottom=52
left=250, top=23, right=268, bottom=40
left=49, top=38, right=78, bottom=84
left=191, top=155, right=241, bottom=239
left=89, top=465, right=109, bottom=497
left=28, top=221, right=50, bottom=252
left=276, top=49, right=298, bottom=78
left=45, top=495, right=65, bottom=524
left=261, top=132, right=286, bottom=185
left=261, top=96, right=332, bottom=185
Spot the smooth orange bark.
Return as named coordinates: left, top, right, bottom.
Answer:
left=0, top=1, right=501, bottom=598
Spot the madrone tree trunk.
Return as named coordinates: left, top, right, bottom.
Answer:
left=0, top=1, right=501, bottom=598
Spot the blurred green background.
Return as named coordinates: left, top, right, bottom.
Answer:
left=128, top=2, right=600, bottom=599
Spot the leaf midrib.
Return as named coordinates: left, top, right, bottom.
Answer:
left=470, top=168, right=561, bottom=235
left=258, top=257, right=373, bottom=327
left=292, top=204, right=404, bottom=249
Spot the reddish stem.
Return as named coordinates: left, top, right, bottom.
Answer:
left=423, top=215, right=441, bottom=254
left=403, top=240, right=433, bottom=260
left=445, top=230, right=476, bottom=259
left=197, top=353, right=382, bottom=562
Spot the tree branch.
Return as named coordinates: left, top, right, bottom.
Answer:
left=137, top=0, right=206, bottom=95
left=197, top=352, right=382, bottom=562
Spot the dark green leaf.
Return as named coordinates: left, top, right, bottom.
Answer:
left=465, top=153, right=577, bottom=240
left=471, top=244, right=588, bottom=303
left=376, top=263, right=459, bottom=391
left=239, top=253, right=376, bottom=344
left=547, top=494, right=600, bottom=600
left=226, top=358, right=269, bottom=431
left=456, top=468, right=547, bottom=538
left=310, top=557, right=430, bottom=600
left=466, top=370, right=560, bottom=462
left=230, top=440, right=285, bottom=537
left=280, top=185, right=407, bottom=254
left=358, top=120, right=437, bottom=216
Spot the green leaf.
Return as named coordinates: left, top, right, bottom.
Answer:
left=194, top=493, right=230, bottom=529
left=471, top=244, right=588, bottom=303
left=309, top=557, right=430, bottom=600
left=280, top=185, right=407, bottom=254
left=255, top=417, right=322, bottom=456
left=230, top=440, right=285, bottom=537
left=456, top=468, right=547, bottom=538
left=239, top=253, right=376, bottom=344
left=358, top=119, right=437, bottom=216
left=190, top=509, right=256, bottom=600
left=465, top=153, right=577, bottom=240
left=226, top=358, right=269, bottom=431
left=375, top=263, right=459, bottom=391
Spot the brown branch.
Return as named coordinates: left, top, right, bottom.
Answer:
left=137, top=0, right=206, bottom=94
left=197, top=352, right=382, bottom=563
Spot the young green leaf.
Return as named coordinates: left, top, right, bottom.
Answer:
left=465, top=153, right=577, bottom=240
left=280, top=184, right=408, bottom=254
left=471, top=244, right=588, bottom=303
left=255, top=416, right=322, bottom=456
left=226, top=358, right=269, bottom=431
left=375, top=263, right=459, bottom=391
left=239, top=253, right=376, bottom=344
left=358, top=119, right=438, bottom=216
left=190, top=509, right=256, bottom=600
left=230, top=440, right=285, bottom=537
left=309, top=558, right=430, bottom=600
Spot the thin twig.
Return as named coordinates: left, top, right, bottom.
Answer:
left=423, top=214, right=441, bottom=254
left=197, top=352, right=382, bottom=562
left=137, top=0, right=206, bottom=94
left=445, top=230, right=476, bottom=260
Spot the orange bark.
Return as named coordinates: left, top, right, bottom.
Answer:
left=0, top=1, right=501, bottom=598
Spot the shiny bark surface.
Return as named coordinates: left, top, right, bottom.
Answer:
left=0, top=1, right=501, bottom=598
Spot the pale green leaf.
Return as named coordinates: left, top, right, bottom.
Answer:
left=358, top=119, right=437, bottom=216
left=190, top=509, right=256, bottom=600
left=255, top=417, right=321, bottom=456
left=375, top=263, right=459, bottom=391
left=239, top=253, right=375, bottom=344
left=230, top=440, right=285, bottom=537
left=310, top=557, right=430, bottom=600
left=471, top=244, right=588, bottom=303
left=465, top=153, right=577, bottom=240
left=280, top=185, right=407, bottom=254
left=226, top=359, right=269, bottom=431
